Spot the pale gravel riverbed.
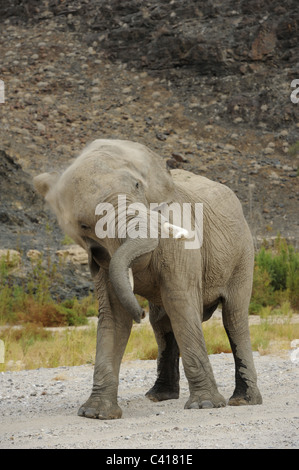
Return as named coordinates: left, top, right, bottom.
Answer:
left=0, top=352, right=298, bottom=449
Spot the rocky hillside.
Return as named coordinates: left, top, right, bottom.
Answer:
left=2, top=0, right=299, bottom=131
left=0, top=0, right=298, bottom=298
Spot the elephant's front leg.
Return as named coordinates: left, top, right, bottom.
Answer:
left=78, top=271, right=132, bottom=420
left=161, top=285, right=226, bottom=410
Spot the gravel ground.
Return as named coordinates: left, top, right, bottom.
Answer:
left=0, top=352, right=298, bottom=449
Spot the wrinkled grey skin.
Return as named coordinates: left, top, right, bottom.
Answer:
left=34, top=139, right=262, bottom=419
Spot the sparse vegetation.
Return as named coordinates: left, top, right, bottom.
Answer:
left=288, top=141, right=299, bottom=158
left=250, top=236, right=299, bottom=313
left=0, top=252, right=96, bottom=327
left=61, top=234, right=75, bottom=245
left=1, top=314, right=298, bottom=372
left=124, top=323, right=158, bottom=361
left=0, top=323, right=97, bottom=371
left=0, top=237, right=298, bottom=371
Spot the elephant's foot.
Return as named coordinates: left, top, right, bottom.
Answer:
left=184, top=391, right=226, bottom=410
left=228, top=386, right=262, bottom=406
left=78, top=396, right=122, bottom=420
left=145, top=384, right=179, bottom=402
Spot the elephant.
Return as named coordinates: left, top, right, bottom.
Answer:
left=34, top=139, right=262, bottom=419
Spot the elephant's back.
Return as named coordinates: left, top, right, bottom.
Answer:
left=170, top=168, right=253, bottom=251
left=170, top=169, right=235, bottom=205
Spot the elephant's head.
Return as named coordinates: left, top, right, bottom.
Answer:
left=34, top=140, right=187, bottom=322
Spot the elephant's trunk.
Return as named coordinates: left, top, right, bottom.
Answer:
left=109, top=237, right=158, bottom=323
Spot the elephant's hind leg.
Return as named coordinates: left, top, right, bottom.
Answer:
left=145, top=304, right=180, bottom=402
left=222, top=279, right=262, bottom=406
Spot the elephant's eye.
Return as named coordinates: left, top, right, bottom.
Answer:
left=80, top=223, right=90, bottom=230
left=135, top=182, right=139, bottom=189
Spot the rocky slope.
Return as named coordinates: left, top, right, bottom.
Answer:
left=0, top=0, right=298, bottom=299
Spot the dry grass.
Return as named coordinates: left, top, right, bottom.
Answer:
left=250, top=320, right=299, bottom=355
left=1, top=313, right=298, bottom=372
left=0, top=323, right=97, bottom=371
left=124, top=322, right=158, bottom=361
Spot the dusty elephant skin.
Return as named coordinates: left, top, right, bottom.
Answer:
left=34, top=139, right=262, bottom=419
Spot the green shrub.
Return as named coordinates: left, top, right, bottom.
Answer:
left=255, top=238, right=287, bottom=290
left=251, top=237, right=299, bottom=313
left=287, top=245, right=299, bottom=310
left=250, top=264, right=275, bottom=314
left=288, top=141, right=299, bottom=158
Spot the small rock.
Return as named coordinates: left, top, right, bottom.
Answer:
left=23, top=93, right=33, bottom=105
left=122, top=87, right=132, bottom=94
left=172, top=152, right=188, bottom=162
left=269, top=171, right=279, bottom=180
left=42, top=96, right=55, bottom=105
left=37, top=81, right=49, bottom=89
left=36, top=122, right=46, bottom=133
left=156, top=132, right=167, bottom=141
left=251, top=28, right=276, bottom=61
left=87, top=47, right=96, bottom=55
left=56, top=144, right=72, bottom=154
left=56, top=245, right=88, bottom=265
left=39, top=11, right=53, bottom=19
left=27, top=249, right=42, bottom=260
left=264, top=147, right=274, bottom=155
left=166, top=159, right=180, bottom=169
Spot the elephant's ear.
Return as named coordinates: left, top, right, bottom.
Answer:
left=33, top=171, right=59, bottom=198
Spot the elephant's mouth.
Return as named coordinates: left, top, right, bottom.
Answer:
left=84, top=237, right=111, bottom=275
